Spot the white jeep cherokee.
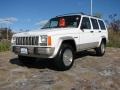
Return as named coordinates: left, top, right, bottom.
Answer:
left=11, top=13, right=108, bottom=70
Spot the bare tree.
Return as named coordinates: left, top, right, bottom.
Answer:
left=108, top=14, right=120, bottom=32
left=93, top=12, right=102, bottom=18
left=0, top=27, right=13, bottom=40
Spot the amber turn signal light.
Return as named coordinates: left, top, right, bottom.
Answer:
left=47, top=36, right=51, bottom=46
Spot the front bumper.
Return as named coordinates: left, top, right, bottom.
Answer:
left=12, top=46, right=55, bottom=58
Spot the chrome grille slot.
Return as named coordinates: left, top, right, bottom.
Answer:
left=16, top=36, right=39, bottom=45
left=32, top=37, right=34, bottom=45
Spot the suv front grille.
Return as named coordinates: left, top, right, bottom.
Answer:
left=16, top=36, right=39, bottom=45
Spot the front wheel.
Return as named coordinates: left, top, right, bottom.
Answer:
left=95, top=41, right=106, bottom=56
left=54, top=44, right=74, bottom=70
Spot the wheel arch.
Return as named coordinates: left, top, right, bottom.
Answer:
left=99, top=36, right=107, bottom=46
left=102, top=38, right=107, bottom=45
left=61, top=39, right=77, bottom=52
left=51, top=36, right=77, bottom=58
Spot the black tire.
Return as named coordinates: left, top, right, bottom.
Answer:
left=18, top=55, right=34, bottom=64
left=54, top=44, right=74, bottom=70
left=95, top=41, right=106, bottom=56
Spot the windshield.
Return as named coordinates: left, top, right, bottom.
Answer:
left=42, top=15, right=81, bottom=29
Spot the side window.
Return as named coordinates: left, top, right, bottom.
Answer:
left=81, top=17, right=91, bottom=29
left=91, top=18, right=99, bottom=29
left=98, top=20, right=106, bottom=30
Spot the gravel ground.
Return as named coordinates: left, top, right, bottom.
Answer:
left=0, top=47, right=120, bottom=90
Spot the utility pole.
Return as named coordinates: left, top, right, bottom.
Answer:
left=91, top=0, right=93, bottom=16
left=5, top=20, right=9, bottom=40
left=7, top=27, right=8, bottom=40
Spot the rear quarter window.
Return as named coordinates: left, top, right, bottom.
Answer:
left=91, top=18, right=99, bottom=29
left=98, top=20, right=106, bottom=30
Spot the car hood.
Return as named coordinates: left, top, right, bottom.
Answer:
left=13, top=28, right=78, bottom=37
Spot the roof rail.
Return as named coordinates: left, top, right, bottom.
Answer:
left=93, top=15, right=101, bottom=18
left=56, top=12, right=86, bottom=17
left=55, top=12, right=101, bottom=19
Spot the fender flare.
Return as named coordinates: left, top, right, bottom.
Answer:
left=50, top=36, right=76, bottom=58
left=98, top=36, right=107, bottom=46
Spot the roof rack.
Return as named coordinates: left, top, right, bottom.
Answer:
left=55, top=12, right=101, bottom=19
left=56, top=12, right=86, bottom=17
left=93, top=15, right=101, bottom=18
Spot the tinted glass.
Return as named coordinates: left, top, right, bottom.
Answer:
left=81, top=17, right=91, bottom=29
left=42, top=15, right=81, bottom=29
left=98, top=20, right=106, bottom=30
left=91, top=18, right=99, bottom=29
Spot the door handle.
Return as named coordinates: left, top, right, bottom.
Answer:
left=99, top=31, right=101, bottom=33
left=90, top=31, right=94, bottom=33
left=74, top=37, right=78, bottom=38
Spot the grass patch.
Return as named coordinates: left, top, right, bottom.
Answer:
left=107, top=30, right=120, bottom=48
left=0, top=40, right=10, bottom=52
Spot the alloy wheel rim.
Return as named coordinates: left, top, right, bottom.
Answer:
left=101, top=43, right=105, bottom=53
left=63, top=49, right=73, bottom=66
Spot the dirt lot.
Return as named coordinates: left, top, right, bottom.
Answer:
left=0, top=47, right=120, bottom=90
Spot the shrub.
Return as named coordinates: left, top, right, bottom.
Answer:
left=107, top=30, right=120, bottom=48
left=0, top=40, right=10, bottom=52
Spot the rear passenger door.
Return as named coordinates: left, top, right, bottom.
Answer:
left=90, top=18, right=100, bottom=45
left=79, top=16, right=97, bottom=50
left=98, top=20, right=107, bottom=39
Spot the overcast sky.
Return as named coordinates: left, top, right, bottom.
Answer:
left=0, top=0, right=120, bottom=31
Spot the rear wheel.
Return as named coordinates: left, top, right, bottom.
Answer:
left=54, top=44, right=74, bottom=70
left=95, top=41, right=106, bottom=56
